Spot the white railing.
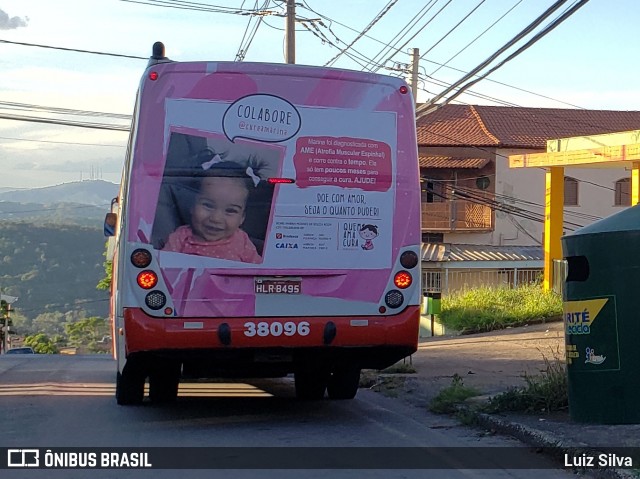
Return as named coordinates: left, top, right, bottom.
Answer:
left=423, top=268, right=543, bottom=295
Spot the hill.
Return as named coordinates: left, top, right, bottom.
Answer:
left=0, top=222, right=108, bottom=321
left=0, top=180, right=119, bottom=226
left=0, top=180, right=118, bottom=206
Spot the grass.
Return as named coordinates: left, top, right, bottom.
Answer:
left=484, top=348, right=568, bottom=414
left=428, top=284, right=567, bottom=416
left=428, top=374, right=481, bottom=414
left=437, top=284, right=562, bottom=334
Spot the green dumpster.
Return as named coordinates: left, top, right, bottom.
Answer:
left=562, top=204, right=640, bottom=424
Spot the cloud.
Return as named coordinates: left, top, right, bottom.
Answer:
left=0, top=8, right=28, bottom=30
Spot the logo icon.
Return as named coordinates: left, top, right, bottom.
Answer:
left=8, top=449, right=40, bottom=467
left=275, top=233, right=283, bottom=239
left=585, top=347, right=606, bottom=365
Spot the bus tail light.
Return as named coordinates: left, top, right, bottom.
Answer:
left=384, top=290, right=404, bottom=309
left=267, top=178, right=295, bottom=184
left=131, top=249, right=152, bottom=268
left=145, top=291, right=166, bottom=310
left=137, top=270, right=158, bottom=289
left=400, top=250, right=418, bottom=269
left=394, top=271, right=412, bottom=289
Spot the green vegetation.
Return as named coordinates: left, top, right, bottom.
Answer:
left=428, top=374, right=481, bottom=414
left=438, top=284, right=562, bottom=334
left=426, top=286, right=567, bottom=417
left=485, top=350, right=568, bottom=414
left=0, top=222, right=108, bottom=320
left=24, top=333, right=59, bottom=354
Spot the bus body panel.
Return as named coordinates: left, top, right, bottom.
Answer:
left=110, top=59, right=421, bottom=381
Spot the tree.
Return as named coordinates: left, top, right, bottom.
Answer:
left=97, top=241, right=112, bottom=291
left=32, top=312, right=65, bottom=337
left=24, top=333, right=58, bottom=354
left=65, top=317, right=110, bottom=353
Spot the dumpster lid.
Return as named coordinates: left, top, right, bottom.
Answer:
left=565, top=204, right=640, bottom=238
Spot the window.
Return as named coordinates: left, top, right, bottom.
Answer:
left=615, top=178, right=631, bottom=206
left=564, top=177, right=578, bottom=206
left=421, top=181, right=445, bottom=203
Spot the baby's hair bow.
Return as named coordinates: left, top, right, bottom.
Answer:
left=246, top=166, right=260, bottom=187
left=201, top=154, right=223, bottom=170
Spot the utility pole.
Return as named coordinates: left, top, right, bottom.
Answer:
left=410, top=48, right=420, bottom=106
left=0, top=294, right=17, bottom=354
left=285, top=0, right=295, bottom=64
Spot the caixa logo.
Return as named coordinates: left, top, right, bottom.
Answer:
left=8, top=449, right=40, bottom=467
left=275, top=243, right=298, bottom=249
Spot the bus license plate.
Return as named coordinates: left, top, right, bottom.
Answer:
left=255, top=279, right=301, bottom=294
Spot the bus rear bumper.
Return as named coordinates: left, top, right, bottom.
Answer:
left=122, top=306, right=420, bottom=370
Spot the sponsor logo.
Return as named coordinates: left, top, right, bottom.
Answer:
left=585, top=347, right=606, bottom=365
left=275, top=243, right=299, bottom=249
left=563, top=298, right=609, bottom=335
left=275, top=233, right=298, bottom=240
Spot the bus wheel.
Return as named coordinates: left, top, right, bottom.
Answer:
left=327, top=367, right=361, bottom=400
left=149, top=362, right=181, bottom=404
left=294, top=370, right=328, bottom=400
left=116, top=369, right=145, bottom=405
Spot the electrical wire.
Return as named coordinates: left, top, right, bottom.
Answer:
left=419, top=0, right=487, bottom=62
left=439, top=0, right=591, bottom=109
left=0, top=39, right=146, bottom=60
left=373, top=0, right=456, bottom=74
left=428, top=0, right=523, bottom=77
left=0, top=136, right=124, bottom=148
left=417, top=0, right=573, bottom=117
left=324, top=0, right=398, bottom=67
left=360, top=1, right=437, bottom=72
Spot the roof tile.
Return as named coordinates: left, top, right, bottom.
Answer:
left=417, top=104, right=640, bottom=148
left=418, top=156, right=489, bottom=168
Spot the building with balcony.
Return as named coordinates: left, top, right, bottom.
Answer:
left=417, top=104, right=640, bottom=294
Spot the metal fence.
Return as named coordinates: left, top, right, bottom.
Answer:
left=423, top=268, right=543, bottom=295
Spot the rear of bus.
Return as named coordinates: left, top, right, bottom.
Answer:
left=110, top=46, right=421, bottom=404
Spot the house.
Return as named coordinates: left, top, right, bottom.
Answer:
left=416, top=104, right=640, bottom=294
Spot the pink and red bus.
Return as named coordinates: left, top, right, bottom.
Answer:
left=106, top=42, right=421, bottom=404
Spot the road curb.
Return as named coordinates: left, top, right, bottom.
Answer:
left=471, top=411, right=637, bottom=479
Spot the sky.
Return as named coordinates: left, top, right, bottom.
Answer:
left=1, top=0, right=639, bottom=190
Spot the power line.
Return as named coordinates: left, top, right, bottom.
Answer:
left=374, top=0, right=456, bottom=74
left=120, top=0, right=275, bottom=15
left=436, top=0, right=591, bottom=109
left=298, top=2, right=585, bottom=109
left=0, top=113, right=130, bottom=131
left=427, top=0, right=523, bottom=77
left=236, top=0, right=273, bottom=61
left=0, top=100, right=131, bottom=120
left=0, top=39, right=146, bottom=59
left=360, top=1, right=437, bottom=72
left=324, top=0, right=398, bottom=67
left=419, top=0, right=487, bottom=62
left=0, top=136, right=125, bottom=148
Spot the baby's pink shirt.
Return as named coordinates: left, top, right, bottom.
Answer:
left=162, top=225, right=262, bottom=264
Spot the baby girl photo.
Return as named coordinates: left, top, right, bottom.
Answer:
left=150, top=131, right=282, bottom=263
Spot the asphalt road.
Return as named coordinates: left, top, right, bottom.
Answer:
left=0, top=354, right=576, bottom=479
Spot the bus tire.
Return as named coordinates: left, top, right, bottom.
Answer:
left=294, top=370, right=328, bottom=400
left=116, top=370, right=145, bottom=405
left=327, top=367, right=361, bottom=400
left=149, top=362, right=180, bottom=404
